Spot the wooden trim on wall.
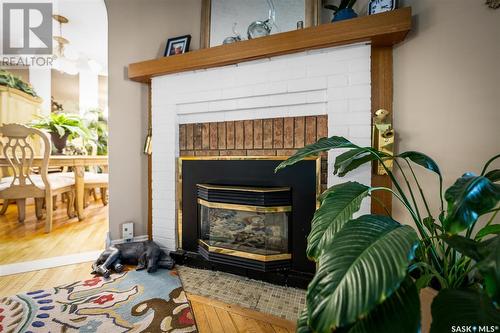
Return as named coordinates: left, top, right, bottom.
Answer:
left=370, top=46, right=393, bottom=215
left=200, top=0, right=211, bottom=49
left=147, top=83, right=153, bottom=240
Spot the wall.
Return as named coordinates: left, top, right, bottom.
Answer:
left=392, top=0, right=500, bottom=223
left=51, top=70, right=79, bottom=113
left=152, top=44, right=372, bottom=250
left=105, top=0, right=202, bottom=240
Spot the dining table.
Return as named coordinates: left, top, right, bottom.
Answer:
left=0, top=155, right=108, bottom=220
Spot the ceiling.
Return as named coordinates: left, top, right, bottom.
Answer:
left=53, top=0, right=108, bottom=75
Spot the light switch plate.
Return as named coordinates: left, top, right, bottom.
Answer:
left=122, top=222, right=134, bottom=242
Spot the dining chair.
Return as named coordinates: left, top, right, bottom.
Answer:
left=82, top=140, right=108, bottom=206
left=0, top=124, right=76, bottom=232
left=60, top=140, right=109, bottom=207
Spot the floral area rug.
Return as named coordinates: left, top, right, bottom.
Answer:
left=0, top=270, right=197, bottom=333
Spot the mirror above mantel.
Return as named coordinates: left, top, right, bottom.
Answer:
left=201, top=0, right=321, bottom=48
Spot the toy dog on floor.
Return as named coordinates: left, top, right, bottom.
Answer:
left=91, top=240, right=174, bottom=278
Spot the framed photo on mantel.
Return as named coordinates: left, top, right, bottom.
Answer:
left=164, top=35, right=192, bottom=57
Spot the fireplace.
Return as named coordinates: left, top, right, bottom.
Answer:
left=197, top=184, right=292, bottom=271
left=175, top=156, right=320, bottom=286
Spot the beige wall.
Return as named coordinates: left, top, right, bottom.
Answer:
left=51, top=70, right=79, bottom=113
left=392, top=0, right=500, bottom=223
left=105, top=0, right=201, bottom=240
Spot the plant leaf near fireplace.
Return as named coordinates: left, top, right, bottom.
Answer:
left=277, top=136, right=500, bottom=332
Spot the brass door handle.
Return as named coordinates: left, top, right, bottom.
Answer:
left=372, top=109, right=394, bottom=175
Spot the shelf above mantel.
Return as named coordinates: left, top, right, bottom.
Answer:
left=128, top=7, right=411, bottom=83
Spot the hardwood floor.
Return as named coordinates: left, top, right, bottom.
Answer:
left=0, top=262, right=93, bottom=296
left=0, top=263, right=296, bottom=332
left=0, top=199, right=108, bottom=265
left=190, top=294, right=296, bottom=333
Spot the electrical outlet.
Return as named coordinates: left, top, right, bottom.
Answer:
left=122, top=222, right=134, bottom=242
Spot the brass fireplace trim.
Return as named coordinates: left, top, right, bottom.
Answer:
left=197, top=198, right=292, bottom=213
left=198, top=239, right=292, bottom=262
left=177, top=155, right=322, bottom=249
left=197, top=183, right=291, bottom=193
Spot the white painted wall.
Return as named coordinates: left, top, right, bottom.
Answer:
left=151, top=43, right=372, bottom=250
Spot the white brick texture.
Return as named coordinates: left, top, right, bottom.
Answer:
left=152, top=43, right=372, bottom=250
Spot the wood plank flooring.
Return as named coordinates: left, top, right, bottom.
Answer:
left=0, top=263, right=296, bottom=332
left=0, top=199, right=108, bottom=264
left=189, top=294, right=296, bottom=333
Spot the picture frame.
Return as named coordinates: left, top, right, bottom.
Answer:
left=164, top=35, right=191, bottom=57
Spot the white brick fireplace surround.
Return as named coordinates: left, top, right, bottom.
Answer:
left=151, top=43, right=372, bottom=250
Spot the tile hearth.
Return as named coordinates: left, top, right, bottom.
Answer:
left=177, top=265, right=306, bottom=321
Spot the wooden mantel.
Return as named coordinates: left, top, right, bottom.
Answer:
left=128, top=7, right=411, bottom=83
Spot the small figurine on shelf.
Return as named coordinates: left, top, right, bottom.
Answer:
left=223, top=23, right=242, bottom=45
left=324, top=0, right=358, bottom=22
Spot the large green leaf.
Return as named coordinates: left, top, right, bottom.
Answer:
left=296, top=308, right=313, bottom=333
left=430, top=289, right=500, bottom=333
left=334, top=148, right=388, bottom=177
left=346, top=277, right=420, bottom=333
left=476, top=224, right=500, bottom=240
left=443, top=172, right=500, bottom=234
left=485, top=169, right=500, bottom=183
left=275, top=136, right=358, bottom=172
left=443, top=235, right=500, bottom=303
left=307, top=182, right=370, bottom=261
left=306, top=215, right=418, bottom=332
left=442, top=234, right=482, bottom=261
left=476, top=235, right=500, bottom=303
left=398, top=151, right=441, bottom=176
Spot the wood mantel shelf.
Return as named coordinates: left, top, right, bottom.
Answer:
left=128, top=7, right=411, bottom=83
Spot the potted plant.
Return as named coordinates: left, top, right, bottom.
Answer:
left=83, top=108, right=108, bottom=156
left=324, top=0, right=358, bottom=22
left=276, top=137, right=500, bottom=332
left=31, top=113, right=90, bottom=154
left=0, top=69, right=38, bottom=97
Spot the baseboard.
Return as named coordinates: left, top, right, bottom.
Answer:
left=110, top=234, right=149, bottom=245
left=0, top=250, right=102, bottom=277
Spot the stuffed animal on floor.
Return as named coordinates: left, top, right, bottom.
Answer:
left=91, top=240, right=175, bottom=278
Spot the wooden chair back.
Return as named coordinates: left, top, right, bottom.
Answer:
left=0, top=124, right=50, bottom=198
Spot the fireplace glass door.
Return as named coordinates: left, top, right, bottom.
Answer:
left=199, top=202, right=290, bottom=256
left=197, top=184, right=292, bottom=265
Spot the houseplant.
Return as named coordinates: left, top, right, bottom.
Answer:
left=275, top=136, right=500, bottom=332
left=324, top=0, right=358, bottom=22
left=0, top=69, right=38, bottom=97
left=83, top=108, right=108, bottom=155
left=31, top=112, right=90, bottom=154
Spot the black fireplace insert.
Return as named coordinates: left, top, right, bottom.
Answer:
left=175, top=157, right=320, bottom=287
